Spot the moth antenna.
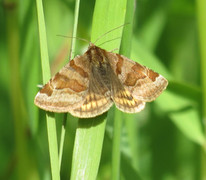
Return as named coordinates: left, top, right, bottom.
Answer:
left=56, top=35, right=90, bottom=44
left=110, top=48, right=119, bottom=53
left=97, top=37, right=121, bottom=47
left=93, top=22, right=130, bottom=45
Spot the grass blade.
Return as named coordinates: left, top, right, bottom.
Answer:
left=70, top=115, right=107, bottom=180
left=35, top=0, right=60, bottom=179
left=196, top=0, right=206, bottom=179
left=70, top=0, right=127, bottom=179
left=111, top=0, right=134, bottom=179
left=58, top=0, right=80, bottom=169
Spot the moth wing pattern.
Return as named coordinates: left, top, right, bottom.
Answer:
left=106, top=51, right=168, bottom=102
left=34, top=43, right=168, bottom=118
left=111, top=87, right=146, bottom=113
left=70, top=72, right=113, bottom=118
left=34, top=54, right=90, bottom=113
left=107, top=64, right=146, bottom=113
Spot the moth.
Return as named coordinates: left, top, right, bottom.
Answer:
left=34, top=43, right=168, bottom=118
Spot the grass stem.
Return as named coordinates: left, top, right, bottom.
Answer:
left=36, top=0, right=60, bottom=179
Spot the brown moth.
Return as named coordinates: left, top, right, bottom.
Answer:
left=34, top=43, right=168, bottom=118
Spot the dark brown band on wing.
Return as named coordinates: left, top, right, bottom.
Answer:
left=132, top=63, right=145, bottom=73
left=69, top=60, right=89, bottom=78
left=132, top=63, right=159, bottom=82
left=124, top=72, right=139, bottom=86
left=124, top=63, right=147, bottom=86
left=40, top=83, right=53, bottom=96
left=52, top=73, right=87, bottom=92
left=147, top=69, right=159, bottom=82
left=116, top=54, right=123, bottom=75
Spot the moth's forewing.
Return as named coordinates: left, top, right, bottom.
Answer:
left=34, top=54, right=90, bottom=113
left=104, top=50, right=168, bottom=101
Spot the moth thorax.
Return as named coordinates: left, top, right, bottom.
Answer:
left=91, top=55, right=105, bottom=67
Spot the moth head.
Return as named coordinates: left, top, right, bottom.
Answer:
left=89, top=42, right=95, bottom=46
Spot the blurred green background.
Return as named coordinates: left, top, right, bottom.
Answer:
left=1, top=0, right=205, bottom=179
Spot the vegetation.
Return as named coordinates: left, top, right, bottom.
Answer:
left=1, top=0, right=205, bottom=179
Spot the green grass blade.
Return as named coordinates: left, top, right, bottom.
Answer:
left=70, top=115, right=107, bottom=180
left=120, top=0, right=135, bottom=57
left=112, top=109, right=123, bottom=180
left=197, top=0, right=206, bottom=123
left=58, top=0, right=80, bottom=169
left=70, top=0, right=127, bottom=179
left=111, top=0, right=135, bottom=179
left=91, top=0, right=127, bottom=50
left=35, top=0, right=60, bottom=179
left=35, top=3, right=50, bottom=83
left=119, top=0, right=141, bottom=173
left=94, top=0, right=127, bottom=179
left=70, top=0, right=80, bottom=60
left=58, top=114, right=67, bottom=169
left=196, top=0, right=206, bottom=179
